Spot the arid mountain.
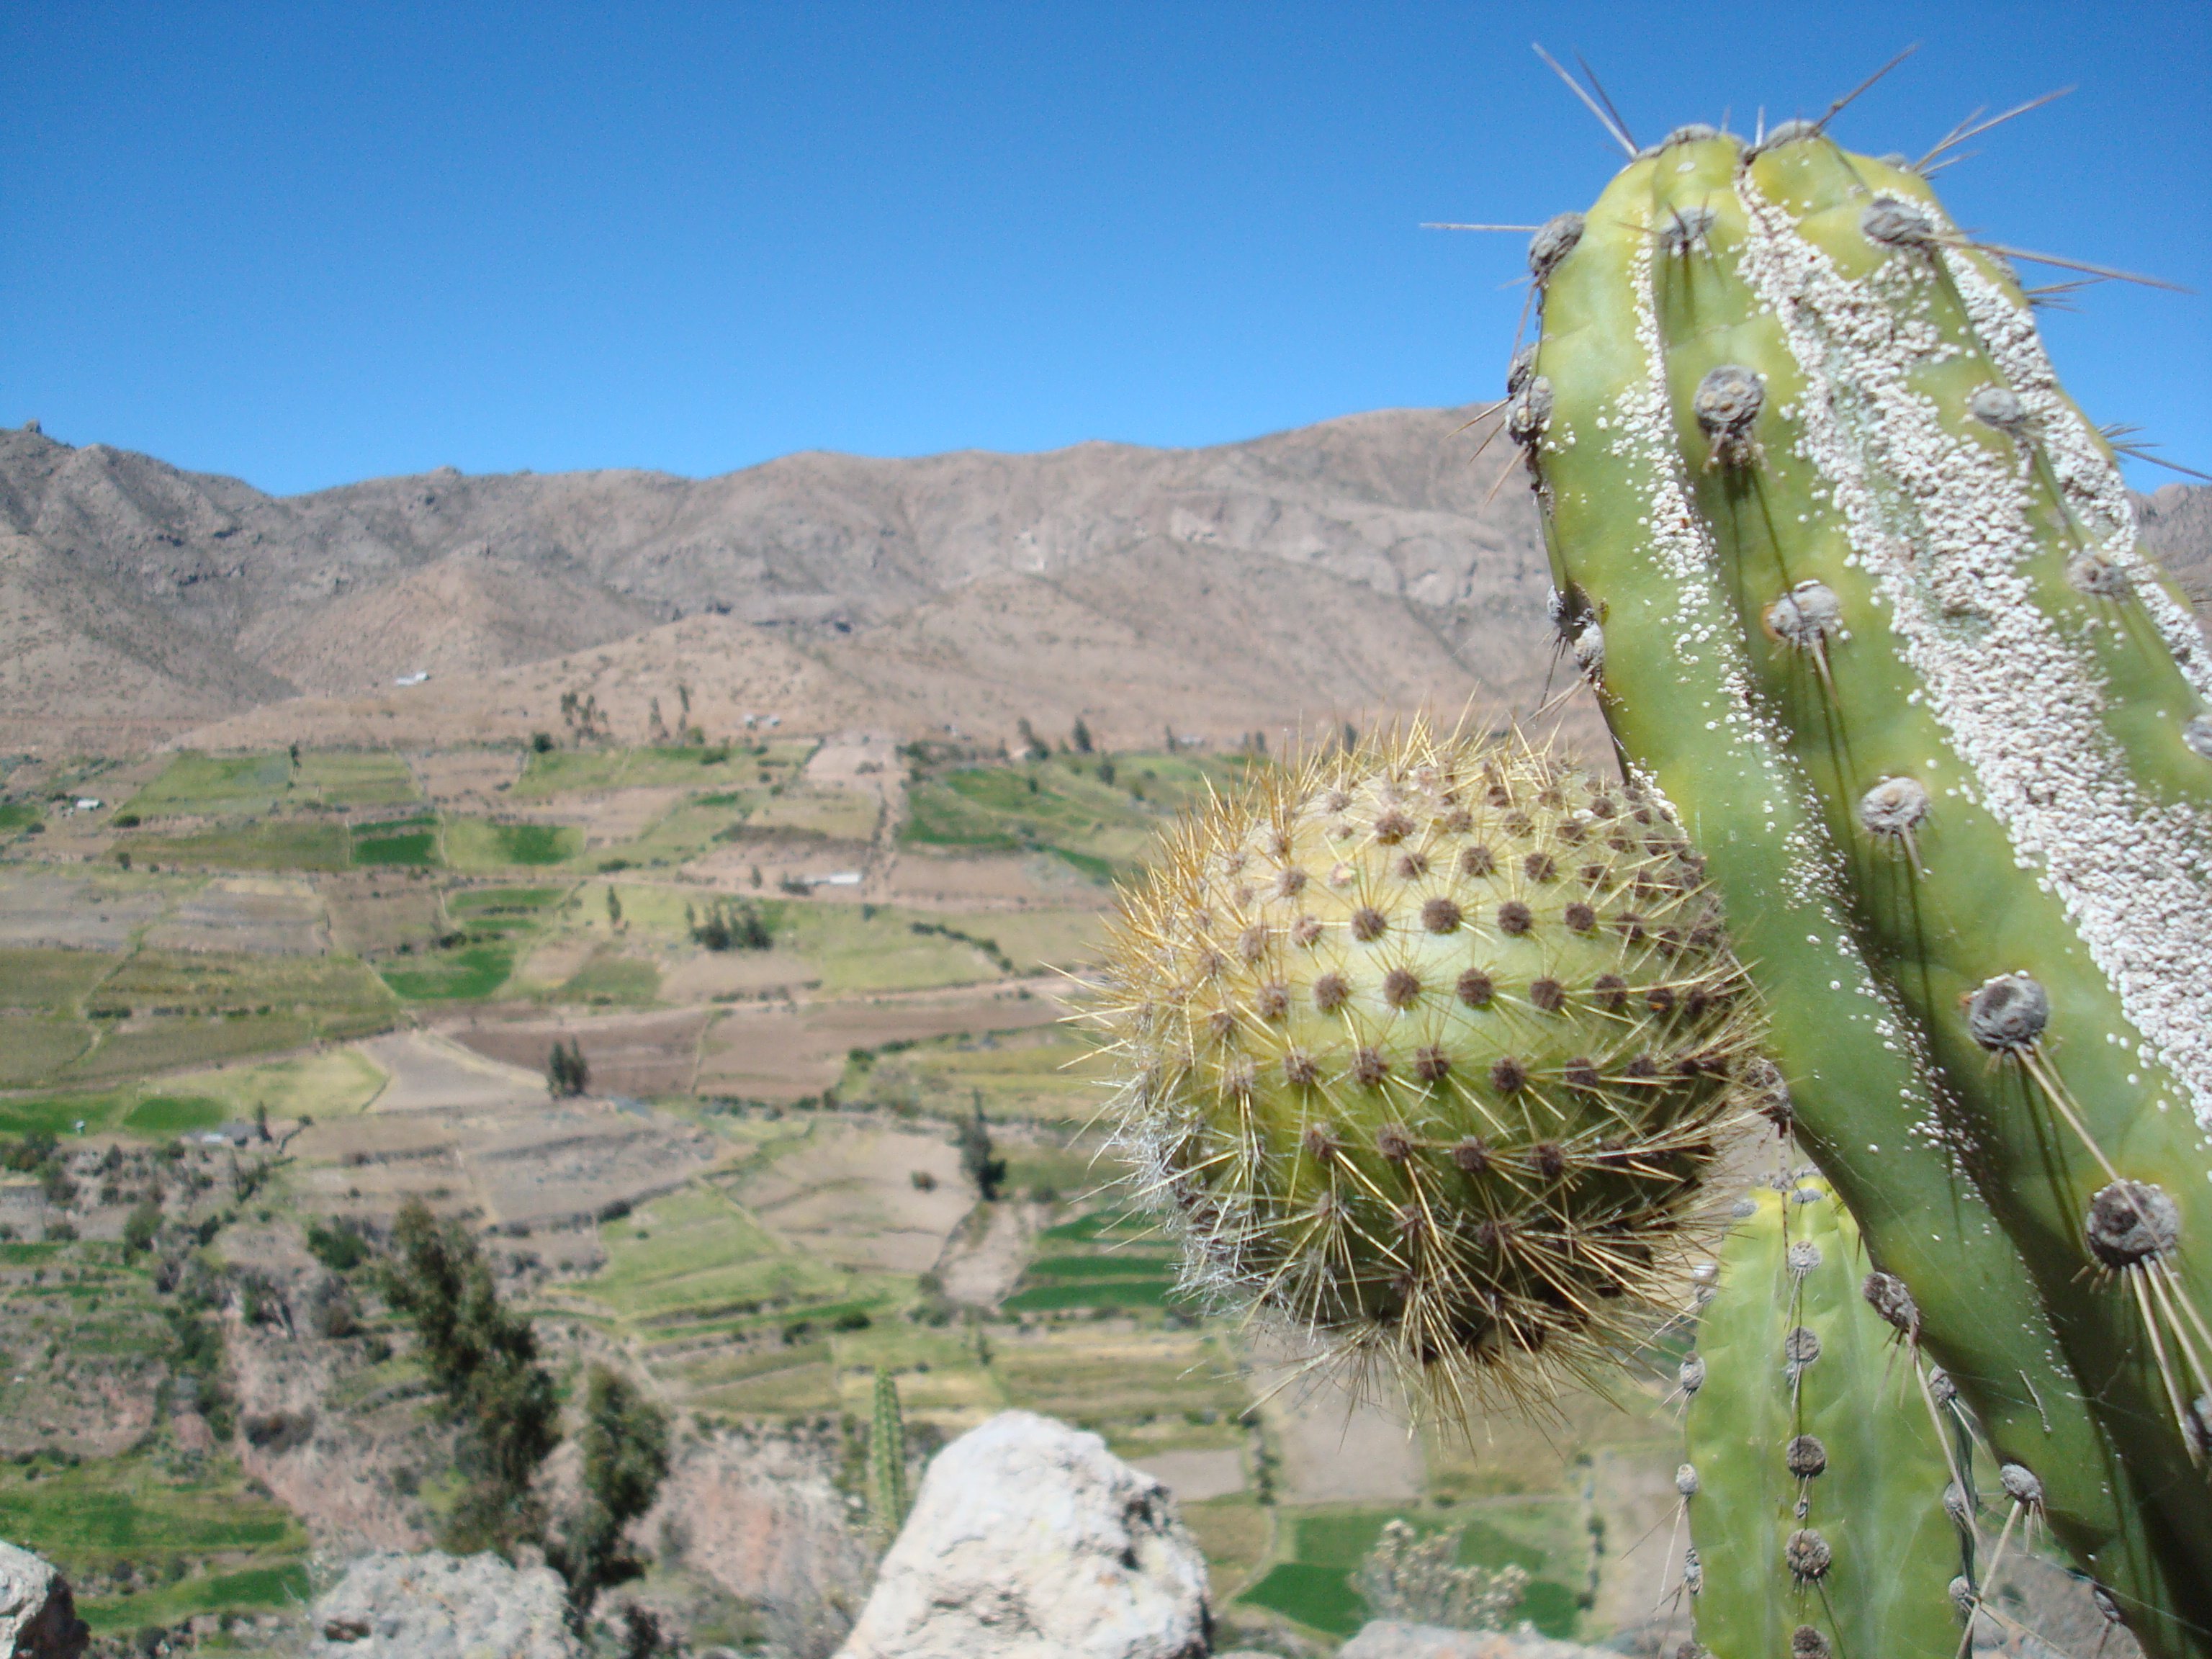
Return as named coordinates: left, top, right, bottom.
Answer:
left=1, top=415, right=2205, bottom=756
left=0, top=409, right=1557, bottom=752
left=2141, top=482, right=2212, bottom=608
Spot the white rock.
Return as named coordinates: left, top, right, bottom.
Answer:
left=837, top=1410, right=1210, bottom=1659
left=1339, top=1624, right=1611, bottom=1659
left=0, top=1540, right=87, bottom=1658
left=311, top=1550, right=581, bottom=1659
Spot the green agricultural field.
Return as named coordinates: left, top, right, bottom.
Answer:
left=770, top=904, right=1008, bottom=994
left=558, top=951, right=660, bottom=1004
left=113, top=821, right=352, bottom=873
left=743, top=784, right=879, bottom=842
left=89, top=950, right=394, bottom=1018
left=120, top=1094, right=229, bottom=1135
left=445, top=818, right=582, bottom=870
left=1003, top=1207, right=1179, bottom=1313
left=989, top=1325, right=1249, bottom=1431
left=933, top=909, right=1105, bottom=974
left=842, top=1023, right=1101, bottom=1123
left=63, top=1015, right=325, bottom=1084
left=0, top=1084, right=128, bottom=1136
left=377, top=942, right=514, bottom=1002
left=146, top=1046, right=386, bottom=1123
left=292, top=750, right=420, bottom=809
left=122, top=752, right=295, bottom=819
left=350, top=817, right=441, bottom=867
left=510, top=742, right=812, bottom=801
left=605, top=801, right=751, bottom=868
left=0, top=949, right=115, bottom=1013
left=0, top=1452, right=310, bottom=1636
left=558, top=1184, right=860, bottom=1325
left=901, top=752, right=1254, bottom=878
left=447, top=886, right=565, bottom=917
left=0, top=1022, right=97, bottom=1089
left=0, top=804, right=42, bottom=834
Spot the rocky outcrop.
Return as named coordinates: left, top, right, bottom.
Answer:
left=641, top=1423, right=872, bottom=1658
left=1338, top=1625, right=1609, bottom=1659
left=837, top=1410, right=1210, bottom=1659
left=310, top=1551, right=581, bottom=1659
left=0, top=1542, right=87, bottom=1659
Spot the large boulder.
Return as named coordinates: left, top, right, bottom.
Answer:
left=0, top=1542, right=87, bottom=1659
left=310, top=1551, right=581, bottom=1659
left=837, top=1410, right=1210, bottom=1659
left=1339, top=1626, right=1610, bottom=1659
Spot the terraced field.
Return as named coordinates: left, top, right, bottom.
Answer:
left=0, top=737, right=1723, bottom=1649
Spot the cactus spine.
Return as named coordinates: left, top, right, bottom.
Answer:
left=868, top=1369, right=908, bottom=1544
left=1097, top=727, right=1761, bottom=1414
left=1683, top=1177, right=1962, bottom=1658
left=1521, top=124, right=2212, bottom=1648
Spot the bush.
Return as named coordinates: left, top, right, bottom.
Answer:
left=1, top=1131, right=56, bottom=1174
left=122, top=1201, right=163, bottom=1259
left=309, top=1275, right=361, bottom=1339
left=691, top=899, right=773, bottom=953
left=305, top=1218, right=369, bottom=1272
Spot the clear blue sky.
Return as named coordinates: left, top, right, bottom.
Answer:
left=3, top=3, right=2205, bottom=496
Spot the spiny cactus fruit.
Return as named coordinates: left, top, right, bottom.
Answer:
left=1682, top=1177, right=1962, bottom=1659
left=1516, top=120, right=2212, bottom=1647
left=1095, top=726, right=1761, bottom=1416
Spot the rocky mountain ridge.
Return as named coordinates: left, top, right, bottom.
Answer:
left=2, top=418, right=2203, bottom=755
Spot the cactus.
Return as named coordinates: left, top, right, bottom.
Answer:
left=1682, top=1175, right=1963, bottom=1658
left=868, top=1369, right=908, bottom=1543
left=1095, top=727, right=1762, bottom=1416
left=1519, top=122, right=2212, bottom=1648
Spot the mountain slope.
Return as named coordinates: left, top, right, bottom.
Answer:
left=2, top=415, right=2203, bottom=756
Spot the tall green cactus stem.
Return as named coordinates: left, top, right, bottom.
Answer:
left=868, top=1369, right=908, bottom=1544
left=1523, top=125, right=2212, bottom=1649
left=1684, top=1177, right=1961, bottom=1658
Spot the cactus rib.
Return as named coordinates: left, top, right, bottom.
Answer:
left=1685, top=1177, right=1962, bottom=1658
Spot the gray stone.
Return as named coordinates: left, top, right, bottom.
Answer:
left=838, top=1410, right=1209, bottom=1659
left=311, top=1551, right=581, bottom=1659
left=1339, top=1624, right=1611, bottom=1659
left=0, top=1541, right=87, bottom=1659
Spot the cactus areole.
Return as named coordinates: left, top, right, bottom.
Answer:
left=1095, top=729, right=1760, bottom=1419
left=1523, top=125, right=2212, bottom=1647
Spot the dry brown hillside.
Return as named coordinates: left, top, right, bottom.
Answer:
left=1, top=406, right=1560, bottom=752
left=3, top=413, right=2205, bottom=755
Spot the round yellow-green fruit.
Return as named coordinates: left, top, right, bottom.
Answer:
left=1097, top=728, right=1761, bottom=1413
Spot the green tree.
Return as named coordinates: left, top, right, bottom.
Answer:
left=957, top=1094, right=1005, bottom=1202
left=547, top=1040, right=590, bottom=1098
left=551, top=1364, right=670, bottom=1617
left=1070, top=718, right=1093, bottom=754
left=121, top=1201, right=162, bottom=1259
left=606, top=886, right=623, bottom=927
left=379, top=1199, right=559, bottom=1555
